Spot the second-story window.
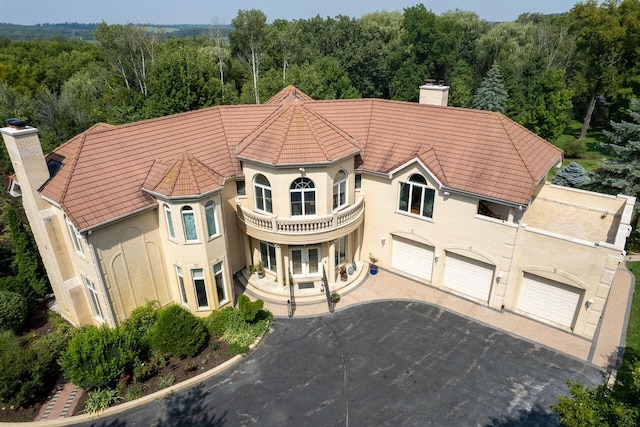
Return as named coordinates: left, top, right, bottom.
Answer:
left=66, top=217, right=84, bottom=255
left=254, top=174, right=272, bottom=213
left=398, top=174, right=435, bottom=219
left=290, top=177, right=316, bottom=216
left=164, top=204, right=175, bottom=239
left=205, top=201, right=217, bottom=238
left=333, top=170, right=348, bottom=210
left=181, top=206, right=198, bottom=242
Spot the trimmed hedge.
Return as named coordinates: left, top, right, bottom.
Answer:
left=203, top=306, right=234, bottom=336
left=149, top=305, right=208, bottom=358
left=238, top=295, right=263, bottom=322
left=59, top=325, right=140, bottom=390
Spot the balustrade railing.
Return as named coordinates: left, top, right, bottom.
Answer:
left=238, top=196, right=364, bottom=235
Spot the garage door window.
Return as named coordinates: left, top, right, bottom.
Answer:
left=398, top=174, right=434, bottom=218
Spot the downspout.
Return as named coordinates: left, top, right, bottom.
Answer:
left=502, top=211, right=525, bottom=310
left=86, top=233, right=117, bottom=327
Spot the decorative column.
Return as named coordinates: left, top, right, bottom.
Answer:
left=354, top=225, right=362, bottom=261
left=275, top=244, right=284, bottom=287
left=328, top=240, right=336, bottom=283
left=243, top=234, right=252, bottom=268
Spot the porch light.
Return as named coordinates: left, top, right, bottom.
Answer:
left=585, top=299, right=593, bottom=309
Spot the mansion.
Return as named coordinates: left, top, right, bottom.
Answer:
left=1, top=83, right=634, bottom=339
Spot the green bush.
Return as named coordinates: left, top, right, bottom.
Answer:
left=0, top=328, right=70, bottom=407
left=221, top=307, right=272, bottom=348
left=204, top=307, right=233, bottom=335
left=0, top=290, right=28, bottom=331
left=228, top=342, right=250, bottom=355
left=149, top=305, right=208, bottom=358
left=563, top=137, right=587, bottom=158
left=59, top=325, right=140, bottom=390
left=84, top=388, right=122, bottom=414
left=238, top=295, right=264, bottom=322
left=132, top=350, right=169, bottom=383
left=121, top=300, right=160, bottom=359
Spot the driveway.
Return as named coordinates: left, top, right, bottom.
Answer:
left=83, top=301, right=603, bottom=426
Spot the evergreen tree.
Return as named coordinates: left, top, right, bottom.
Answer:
left=552, top=162, right=589, bottom=188
left=473, top=63, right=508, bottom=113
left=4, top=206, right=48, bottom=303
left=588, top=99, right=640, bottom=229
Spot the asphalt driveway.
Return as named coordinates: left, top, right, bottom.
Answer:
left=84, top=301, right=603, bottom=426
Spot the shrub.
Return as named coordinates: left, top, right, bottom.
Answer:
left=59, top=325, right=140, bottom=390
left=228, top=342, right=250, bottom=355
left=121, top=300, right=160, bottom=359
left=0, top=290, right=28, bottom=331
left=132, top=350, right=169, bottom=383
left=157, top=372, right=175, bottom=389
left=553, top=162, right=590, bottom=188
left=124, top=383, right=144, bottom=401
left=238, top=295, right=264, bottom=322
left=204, top=307, right=233, bottom=335
left=563, top=137, right=587, bottom=158
left=84, top=388, right=122, bottom=414
left=221, top=307, right=272, bottom=348
left=149, top=305, right=208, bottom=358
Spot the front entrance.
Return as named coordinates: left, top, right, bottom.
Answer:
left=290, top=245, right=321, bottom=278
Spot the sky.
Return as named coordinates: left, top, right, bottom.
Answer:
left=3, top=0, right=582, bottom=25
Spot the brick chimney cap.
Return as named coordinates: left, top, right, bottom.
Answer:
left=6, top=118, right=26, bottom=127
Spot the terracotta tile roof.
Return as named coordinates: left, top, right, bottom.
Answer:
left=237, top=101, right=360, bottom=165
left=142, top=152, right=225, bottom=198
left=263, top=85, right=314, bottom=105
left=40, top=87, right=561, bottom=230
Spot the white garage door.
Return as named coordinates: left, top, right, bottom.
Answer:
left=391, top=236, right=434, bottom=281
left=443, top=253, right=494, bottom=302
left=517, top=274, right=582, bottom=328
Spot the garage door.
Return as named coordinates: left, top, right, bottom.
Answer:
left=443, top=253, right=494, bottom=302
left=517, top=274, right=582, bottom=328
left=391, top=236, right=434, bottom=281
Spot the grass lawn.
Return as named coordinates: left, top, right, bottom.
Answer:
left=623, top=262, right=640, bottom=353
left=546, top=120, right=611, bottom=181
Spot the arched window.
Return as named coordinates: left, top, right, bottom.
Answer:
left=333, top=170, right=348, bottom=210
left=254, top=174, right=272, bottom=213
left=398, top=174, right=435, bottom=218
left=290, top=177, right=316, bottom=216
left=205, top=201, right=217, bottom=238
left=181, top=206, right=198, bottom=242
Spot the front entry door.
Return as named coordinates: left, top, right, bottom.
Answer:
left=290, top=246, right=321, bottom=278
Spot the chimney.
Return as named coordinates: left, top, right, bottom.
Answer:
left=419, top=79, right=449, bottom=106
left=1, top=119, right=51, bottom=211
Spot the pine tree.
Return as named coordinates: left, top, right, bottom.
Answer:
left=552, top=162, right=589, bottom=188
left=588, top=99, right=640, bottom=229
left=473, top=63, right=508, bottom=113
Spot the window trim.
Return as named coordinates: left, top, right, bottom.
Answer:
left=164, top=204, right=176, bottom=240
left=176, top=266, right=188, bottom=306
left=66, top=217, right=84, bottom=255
left=333, top=170, right=348, bottom=211
left=254, top=174, right=273, bottom=214
left=205, top=201, right=218, bottom=239
left=354, top=173, right=362, bottom=190
left=335, top=236, right=348, bottom=267
left=83, top=276, right=104, bottom=321
left=398, top=174, right=435, bottom=219
left=181, top=206, right=199, bottom=242
left=290, top=177, right=316, bottom=216
left=191, top=268, right=209, bottom=310
left=259, top=241, right=278, bottom=272
left=236, top=179, right=246, bottom=197
left=213, top=262, right=228, bottom=306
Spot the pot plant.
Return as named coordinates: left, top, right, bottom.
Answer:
left=330, top=292, right=340, bottom=303
left=368, top=253, right=379, bottom=275
left=339, top=266, right=348, bottom=281
left=256, top=262, right=265, bottom=279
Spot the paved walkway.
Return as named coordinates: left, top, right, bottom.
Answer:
left=34, top=260, right=635, bottom=422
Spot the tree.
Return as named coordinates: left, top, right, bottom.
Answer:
left=473, top=63, right=508, bottom=113
left=567, top=0, right=625, bottom=141
left=4, top=206, right=47, bottom=303
left=587, top=99, right=640, bottom=230
left=552, top=162, right=589, bottom=188
left=229, top=9, right=268, bottom=104
left=209, top=17, right=229, bottom=103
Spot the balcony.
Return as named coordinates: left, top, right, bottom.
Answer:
left=237, top=196, right=364, bottom=244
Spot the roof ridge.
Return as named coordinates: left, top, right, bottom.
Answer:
left=300, top=104, right=331, bottom=161
left=497, top=114, right=537, bottom=182
left=271, top=105, right=295, bottom=164
left=57, top=133, right=87, bottom=224
left=189, top=153, right=224, bottom=187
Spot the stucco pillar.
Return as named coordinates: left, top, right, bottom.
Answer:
left=354, top=225, right=362, bottom=261
left=329, top=240, right=336, bottom=283
left=275, top=244, right=284, bottom=287
left=243, top=234, right=252, bottom=268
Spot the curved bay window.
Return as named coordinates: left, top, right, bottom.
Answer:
left=254, top=174, right=273, bottom=213
left=398, top=174, right=435, bottom=219
left=333, top=170, right=348, bottom=210
left=290, top=177, right=316, bottom=216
